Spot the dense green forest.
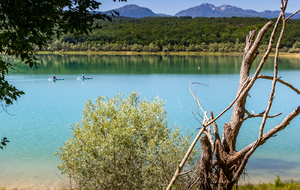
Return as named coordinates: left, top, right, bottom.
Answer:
left=39, top=17, right=300, bottom=53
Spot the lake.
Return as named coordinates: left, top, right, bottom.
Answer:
left=0, top=54, right=299, bottom=189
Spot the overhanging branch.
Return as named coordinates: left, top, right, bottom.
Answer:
left=258, top=74, right=300, bottom=94
left=230, top=105, right=300, bottom=164
left=286, top=9, right=300, bottom=20
left=244, top=110, right=283, bottom=120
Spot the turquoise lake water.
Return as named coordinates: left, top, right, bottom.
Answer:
left=0, top=55, right=299, bottom=188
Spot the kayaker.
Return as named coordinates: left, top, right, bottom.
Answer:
left=53, top=75, right=57, bottom=79
left=82, top=74, right=85, bottom=79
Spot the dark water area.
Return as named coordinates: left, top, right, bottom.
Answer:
left=12, top=54, right=300, bottom=75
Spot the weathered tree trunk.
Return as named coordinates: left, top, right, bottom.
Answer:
left=188, top=20, right=276, bottom=190
left=167, top=1, right=300, bottom=190
left=197, top=136, right=212, bottom=189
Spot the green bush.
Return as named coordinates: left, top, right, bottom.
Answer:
left=56, top=91, right=198, bottom=189
left=275, top=175, right=282, bottom=188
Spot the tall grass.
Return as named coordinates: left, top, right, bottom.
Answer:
left=235, top=176, right=300, bottom=190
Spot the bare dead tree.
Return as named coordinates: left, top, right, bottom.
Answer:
left=167, top=1, right=300, bottom=189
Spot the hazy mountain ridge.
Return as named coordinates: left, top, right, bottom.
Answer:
left=103, top=4, right=171, bottom=18
left=175, top=3, right=289, bottom=18
left=104, top=3, right=300, bottom=19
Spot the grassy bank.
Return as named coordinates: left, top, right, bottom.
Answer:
left=235, top=180, right=300, bottom=190
left=2, top=182, right=300, bottom=190
left=1, top=176, right=299, bottom=190
left=235, top=183, right=300, bottom=190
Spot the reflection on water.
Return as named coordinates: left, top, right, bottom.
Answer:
left=2, top=54, right=300, bottom=188
left=11, top=54, right=300, bottom=75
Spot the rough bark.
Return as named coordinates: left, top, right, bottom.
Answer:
left=198, top=136, right=213, bottom=190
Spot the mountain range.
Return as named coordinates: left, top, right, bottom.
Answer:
left=104, top=3, right=300, bottom=19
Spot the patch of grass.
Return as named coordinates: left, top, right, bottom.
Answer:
left=235, top=176, right=300, bottom=190
left=1, top=176, right=299, bottom=190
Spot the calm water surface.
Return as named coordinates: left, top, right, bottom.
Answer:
left=0, top=55, right=299, bottom=188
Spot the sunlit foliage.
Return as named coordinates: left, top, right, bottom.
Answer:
left=0, top=0, right=125, bottom=109
left=56, top=91, right=198, bottom=189
left=42, top=17, right=300, bottom=52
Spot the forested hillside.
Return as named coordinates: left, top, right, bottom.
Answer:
left=42, top=17, right=300, bottom=53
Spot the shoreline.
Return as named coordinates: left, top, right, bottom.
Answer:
left=1, top=156, right=300, bottom=190
left=1, top=175, right=299, bottom=190
left=37, top=50, right=243, bottom=56
left=37, top=51, right=300, bottom=58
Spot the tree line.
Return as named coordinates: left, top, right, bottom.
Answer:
left=38, top=16, right=300, bottom=53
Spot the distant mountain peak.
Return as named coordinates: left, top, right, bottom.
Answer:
left=120, top=4, right=145, bottom=10
left=104, top=3, right=300, bottom=19
left=199, top=3, right=216, bottom=10
left=202, top=3, right=214, bottom=6
left=207, top=3, right=216, bottom=10
left=220, top=4, right=232, bottom=9
left=105, top=4, right=171, bottom=18
left=175, top=3, right=269, bottom=18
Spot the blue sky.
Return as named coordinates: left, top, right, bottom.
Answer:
left=99, top=0, right=299, bottom=16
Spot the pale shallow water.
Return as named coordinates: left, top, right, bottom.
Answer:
left=0, top=55, right=299, bottom=188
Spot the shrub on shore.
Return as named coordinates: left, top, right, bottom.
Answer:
left=56, top=91, right=199, bottom=189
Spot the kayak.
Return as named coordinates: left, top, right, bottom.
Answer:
left=77, top=77, right=92, bottom=80
left=48, top=78, right=64, bottom=81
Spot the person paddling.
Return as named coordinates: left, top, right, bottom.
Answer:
left=53, top=75, right=57, bottom=79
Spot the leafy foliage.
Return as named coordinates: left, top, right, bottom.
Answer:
left=56, top=91, right=198, bottom=189
left=0, top=137, right=9, bottom=150
left=0, top=0, right=125, bottom=109
left=275, top=175, right=283, bottom=188
left=44, top=16, right=300, bottom=52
